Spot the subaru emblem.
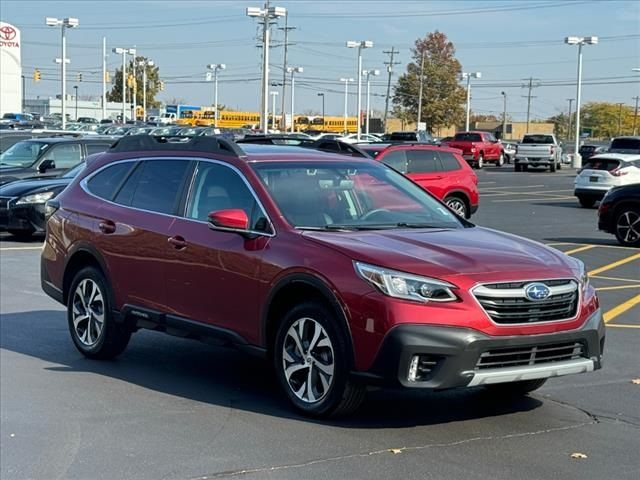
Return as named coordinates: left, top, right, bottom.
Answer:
left=524, top=282, right=551, bottom=301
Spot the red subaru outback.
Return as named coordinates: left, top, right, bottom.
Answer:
left=41, top=136, right=604, bottom=417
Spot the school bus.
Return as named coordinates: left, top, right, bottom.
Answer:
left=296, top=116, right=358, bottom=133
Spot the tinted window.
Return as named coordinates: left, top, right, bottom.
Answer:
left=380, top=150, right=408, bottom=173
left=389, top=132, right=416, bottom=141
left=610, top=138, right=640, bottom=152
left=86, top=143, right=112, bottom=156
left=114, top=159, right=191, bottom=214
left=87, top=162, right=135, bottom=200
left=438, top=151, right=462, bottom=171
left=522, top=135, right=554, bottom=144
left=316, top=141, right=341, bottom=152
left=454, top=133, right=482, bottom=142
left=582, top=159, right=621, bottom=172
left=406, top=150, right=441, bottom=173
left=43, top=143, right=82, bottom=168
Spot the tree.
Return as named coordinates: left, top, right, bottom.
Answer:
left=106, top=56, right=161, bottom=109
left=392, top=31, right=466, bottom=133
left=580, top=102, right=635, bottom=138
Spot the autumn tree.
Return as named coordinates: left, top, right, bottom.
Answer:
left=580, top=102, right=635, bottom=138
left=107, top=56, right=161, bottom=109
left=392, top=31, right=466, bottom=133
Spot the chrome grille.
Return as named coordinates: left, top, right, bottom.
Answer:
left=473, top=279, right=579, bottom=324
left=475, top=342, right=586, bottom=370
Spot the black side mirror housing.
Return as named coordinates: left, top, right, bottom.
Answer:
left=38, top=159, right=55, bottom=173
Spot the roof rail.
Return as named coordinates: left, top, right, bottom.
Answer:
left=109, top=134, right=245, bottom=157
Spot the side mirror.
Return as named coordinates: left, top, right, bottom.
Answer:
left=208, top=209, right=249, bottom=232
left=38, top=159, right=55, bottom=173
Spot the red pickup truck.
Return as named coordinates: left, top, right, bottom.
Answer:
left=442, top=131, right=505, bottom=169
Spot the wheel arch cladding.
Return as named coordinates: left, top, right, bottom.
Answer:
left=62, top=246, right=110, bottom=305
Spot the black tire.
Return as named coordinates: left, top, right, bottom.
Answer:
left=557, top=161, right=562, bottom=170
left=274, top=301, right=365, bottom=418
left=485, top=378, right=547, bottom=396
left=444, top=195, right=469, bottom=218
left=523, top=165, right=529, bottom=172
left=475, top=154, right=484, bottom=169
left=8, top=229, right=34, bottom=240
left=497, top=153, right=504, bottom=167
left=515, top=164, right=522, bottom=172
left=550, top=162, right=556, bottom=172
left=578, top=196, right=596, bottom=208
left=613, top=206, right=640, bottom=247
left=67, top=266, right=131, bottom=360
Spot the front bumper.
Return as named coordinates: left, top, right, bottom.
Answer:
left=0, top=199, right=45, bottom=233
left=359, top=308, right=604, bottom=389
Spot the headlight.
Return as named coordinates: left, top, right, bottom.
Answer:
left=575, top=259, right=589, bottom=293
left=15, top=191, right=55, bottom=205
left=355, top=262, right=458, bottom=303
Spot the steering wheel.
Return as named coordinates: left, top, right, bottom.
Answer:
left=360, top=208, right=393, bottom=222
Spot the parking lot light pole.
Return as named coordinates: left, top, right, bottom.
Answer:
left=286, top=66, right=303, bottom=133
left=347, top=41, right=373, bottom=141
left=461, top=72, right=481, bottom=131
left=139, top=59, right=154, bottom=122
left=73, top=85, right=78, bottom=119
left=46, top=17, right=79, bottom=130
left=270, top=91, right=278, bottom=130
left=501, top=91, right=507, bottom=140
left=340, top=78, right=354, bottom=134
left=247, top=4, right=287, bottom=134
left=113, top=47, right=135, bottom=122
left=207, top=63, right=226, bottom=127
left=317, top=93, right=325, bottom=128
left=565, top=36, right=597, bottom=168
left=363, top=69, right=380, bottom=135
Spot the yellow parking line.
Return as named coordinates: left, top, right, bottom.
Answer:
left=606, top=324, right=640, bottom=329
left=545, top=242, right=582, bottom=247
left=596, top=284, right=640, bottom=292
left=564, top=245, right=597, bottom=255
left=588, top=252, right=640, bottom=276
left=592, top=275, right=640, bottom=283
left=0, top=246, right=43, bottom=251
left=603, top=294, right=640, bottom=323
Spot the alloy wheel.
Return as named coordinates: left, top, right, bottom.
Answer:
left=72, top=279, right=105, bottom=346
left=282, top=317, right=335, bottom=403
left=616, top=210, right=640, bottom=245
left=446, top=197, right=467, bottom=217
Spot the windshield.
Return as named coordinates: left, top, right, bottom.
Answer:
left=0, top=141, right=50, bottom=167
left=253, top=162, right=464, bottom=230
left=522, top=135, right=554, bottom=144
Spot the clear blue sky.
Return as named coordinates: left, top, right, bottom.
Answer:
left=2, top=0, right=639, bottom=121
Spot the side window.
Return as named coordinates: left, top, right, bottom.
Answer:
left=186, top=162, right=268, bottom=231
left=406, top=150, right=442, bottom=173
left=86, top=162, right=135, bottom=200
left=114, top=159, right=192, bottom=215
left=85, top=143, right=112, bottom=156
left=380, top=150, right=408, bottom=173
left=438, top=151, right=462, bottom=172
left=43, top=143, right=83, bottom=168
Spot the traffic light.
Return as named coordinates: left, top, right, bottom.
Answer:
left=76, top=73, right=83, bottom=82
left=33, top=69, right=41, bottom=82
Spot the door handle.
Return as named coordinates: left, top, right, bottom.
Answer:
left=98, top=220, right=116, bottom=234
left=168, top=235, right=187, bottom=250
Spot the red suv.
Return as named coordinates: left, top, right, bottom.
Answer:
left=359, top=144, right=479, bottom=218
left=442, top=131, right=505, bottom=169
left=41, top=136, right=604, bottom=417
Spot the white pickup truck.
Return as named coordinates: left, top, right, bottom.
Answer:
left=514, top=134, right=563, bottom=172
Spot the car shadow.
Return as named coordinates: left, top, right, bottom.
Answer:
left=0, top=232, right=44, bottom=244
left=0, top=310, right=543, bottom=428
left=530, top=201, right=587, bottom=209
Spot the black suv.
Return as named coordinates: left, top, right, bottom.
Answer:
left=0, top=137, right=114, bottom=185
left=388, top=131, right=434, bottom=143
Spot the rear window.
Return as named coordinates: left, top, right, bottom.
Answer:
left=582, top=159, right=621, bottom=172
left=389, top=132, right=416, bottom=141
left=453, top=133, right=482, bottom=142
left=87, top=162, right=136, bottom=200
left=610, top=138, right=640, bottom=152
left=438, top=151, right=462, bottom=171
left=522, top=135, right=554, bottom=144
left=579, top=145, right=596, bottom=153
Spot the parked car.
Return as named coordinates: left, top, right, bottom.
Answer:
left=1, top=129, right=81, bottom=153
left=579, top=144, right=607, bottom=162
left=0, top=137, right=114, bottom=185
left=574, top=154, right=640, bottom=207
left=359, top=143, right=479, bottom=218
left=608, top=136, right=640, bottom=154
left=514, top=134, right=563, bottom=172
left=443, top=131, right=504, bottom=168
left=388, top=131, right=434, bottom=143
left=340, top=133, right=382, bottom=144
left=40, top=135, right=603, bottom=417
left=0, top=162, right=85, bottom=238
left=598, top=183, right=640, bottom=247
left=501, top=141, right=517, bottom=163
left=77, top=117, right=99, bottom=124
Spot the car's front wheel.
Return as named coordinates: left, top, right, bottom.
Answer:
left=274, top=301, right=365, bottom=417
left=68, top=267, right=131, bottom=359
left=476, top=154, right=484, bottom=169
left=614, top=206, right=640, bottom=247
left=578, top=196, right=596, bottom=208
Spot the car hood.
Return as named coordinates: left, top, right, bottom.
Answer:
left=302, top=226, right=577, bottom=281
left=0, top=177, right=71, bottom=196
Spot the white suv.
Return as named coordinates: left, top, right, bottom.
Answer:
left=574, top=154, right=640, bottom=207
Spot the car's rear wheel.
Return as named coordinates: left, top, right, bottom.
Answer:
left=444, top=195, right=469, bottom=218
left=476, top=154, right=484, bottom=169
left=578, top=196, right=596, bottom=208
left=274, top=301, right=365, bottom=417
left=68, top=267, right=131, bottom=360
left=485, top=378, right=547, bottom=396
left=497, top=153, right=504, bottom=167
left=515, top=164, right=522, bottom=172
left=614, top=206, right=640, bottom=247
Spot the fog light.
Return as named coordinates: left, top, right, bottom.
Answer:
left=408, top=355, right=420, bottom=382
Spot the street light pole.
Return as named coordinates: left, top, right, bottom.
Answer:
left=317, top=93, right=325, bottom=129
left=363, top=69, right=380, bottom=135
left=566, top=98, right=574, bottom=141
left=566, top=36, right=597, bottom=168
left=286, top=66, right=303, bottom=133
left=340, top=78, right=354, bottom=134
left=347, top=40, right=373, bottom=141
left=461, top=72, right=481, bottom=131
left=207, top=64, right=226, bottom=128
left=270, top=91, right=278, bottom=130
left=501, top=91, right=507, bottom=140
left=113, top=47, right=135, bottom=122
left=73, top=85, right=78, bottom=119
left=46, top=17, right=79, bottom=129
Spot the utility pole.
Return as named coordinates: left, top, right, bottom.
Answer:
left=522, top=77, right=540, bottom=133
left=21, top=75, right=25, bottom=113
left=501, top=91, right=507, bottom=139
left=566, top=98, right=574, bottom=141
left=278, top=15, right=296, bottom=131
left=416, top=49, right=426, bottom=128
left=102, top=37, right=107, bottom=121
left=632, top=96, right=640, bottom=135
left=616, top=102, right=625, bottom=136
left=383, top=47, right=400, bottom=132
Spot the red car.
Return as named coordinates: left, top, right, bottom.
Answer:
left=442, top=131, right=505, bottom=169
left=41, top=136, right=604, bottom=417
left=359, top=144, right=479, bottom=218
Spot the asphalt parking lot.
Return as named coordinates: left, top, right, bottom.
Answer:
left=1, top=166, right=639, bottom=480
